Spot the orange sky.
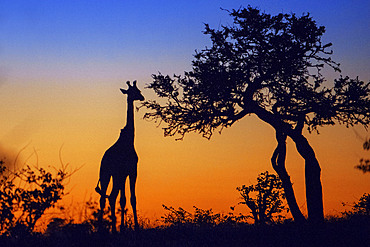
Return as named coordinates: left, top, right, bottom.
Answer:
left=0, top=78, right=369, bottom=220
left=1, top=1, right=369, bottom=222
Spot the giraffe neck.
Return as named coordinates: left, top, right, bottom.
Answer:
left=123, top=98, right=135, bottom=142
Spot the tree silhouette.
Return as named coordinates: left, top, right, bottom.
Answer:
left=237, top=171, right=286, bottom=225
left=143, top=6, right=370, bottom=223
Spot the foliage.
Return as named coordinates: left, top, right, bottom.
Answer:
left=193, top=206, right=222, bottom=226
left=161, top=205, right=246, bottom=228
left=0, top=160, right=69, bottom=235
left=237, top=171, right=287, bottom=225
left=355, top=138, right=370, bottom=173
left=0, top=161, right=16, bottom=234
left=351, top=193, right=370, bottom=216
left=161, top=205, right=192, bottom=226
left=357, top=159, right=370, bottom=173
left=143, top=6, right=370, bottom=139
left=343, top=193, right=370, bottom=218
left=0, top=194, right=369, bottom=246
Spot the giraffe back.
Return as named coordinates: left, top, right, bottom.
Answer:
left=101, top=129, right=138, bottom=177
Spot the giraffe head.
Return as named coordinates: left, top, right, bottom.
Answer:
left=120, top=80, right=145, bottom=101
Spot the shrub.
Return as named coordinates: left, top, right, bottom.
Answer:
left=161, top=205, right=246, bottom=228
left=0, top=160, right=70, bottom=234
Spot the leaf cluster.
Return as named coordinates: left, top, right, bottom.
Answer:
left=355, top=138, right=370, bottom=173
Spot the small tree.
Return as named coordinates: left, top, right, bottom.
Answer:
left=143, top=6, right=370, bottom=223
left=0, top=159, right=70, bottom=234
left=237, top=171, right=286, bottom=225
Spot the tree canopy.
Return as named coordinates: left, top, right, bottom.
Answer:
left=143, top=7, right=370, bottom=140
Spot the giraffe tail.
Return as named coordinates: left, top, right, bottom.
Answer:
left=95, top=180, right=108, bottom=198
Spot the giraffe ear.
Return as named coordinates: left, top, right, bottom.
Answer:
left=120, top=88, right=128, bottom=94
left=133, top=80, right=137, bottom=86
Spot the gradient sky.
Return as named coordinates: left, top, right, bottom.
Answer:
left=1, top=0, right=369, bottom=221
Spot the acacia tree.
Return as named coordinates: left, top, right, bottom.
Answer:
left=143, top=6, right=370, bottom=223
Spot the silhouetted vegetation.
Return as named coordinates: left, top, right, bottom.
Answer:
left=355, top=138, right=370, bottom=173
left=1, top=193, right=369, bottom=247
left=343, top=193, right=370, bottom=218
left=237, top=171, right=287, bottom=225
left=143, top=6, right=370, bottom=223
left=161, top=205, right=246, bottom=228
left=0, top=158, right=369, bottom=246
left=0, top=159, right=70, bottom=235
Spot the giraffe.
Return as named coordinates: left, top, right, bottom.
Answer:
left=95, top=80, right=144, bottom=233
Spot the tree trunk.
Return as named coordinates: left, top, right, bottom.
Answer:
left=272, top=131, right=306, bottom=223
left=290, top=133, right=324, bottom=224
left=252, top=105, right=324, bottom=223
left=248, top=202, right=259, bottom=225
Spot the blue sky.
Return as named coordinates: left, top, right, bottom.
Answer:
left=1, top=0, right=369, bottom=84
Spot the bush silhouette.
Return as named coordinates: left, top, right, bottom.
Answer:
left=0, top=159, right=70, bottom=234
left=161, top=204, right=246, bottom=228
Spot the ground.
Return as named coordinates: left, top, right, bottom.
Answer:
left=0, top=217, right=368, bottom=247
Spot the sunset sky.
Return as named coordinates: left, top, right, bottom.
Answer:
left=1, top=0, right=369, bottom=221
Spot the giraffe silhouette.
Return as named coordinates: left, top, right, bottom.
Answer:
left=95, top=80, right=144, bottom=233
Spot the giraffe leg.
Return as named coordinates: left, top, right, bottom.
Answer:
left=129, top=173, right=139, bottom=230
left=98, top=177, right=109, bottom=230
left=119, top=177, right=127, bottom=233
left=109, top=179, right=120, bottom=234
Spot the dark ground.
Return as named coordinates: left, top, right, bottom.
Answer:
left=0, top=217, right=369, bottom=247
